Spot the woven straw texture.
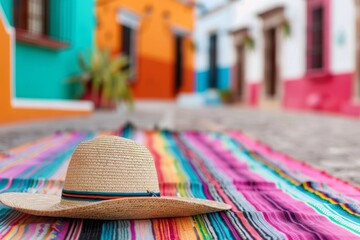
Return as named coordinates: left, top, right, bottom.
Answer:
left=0, top=193, right=229, bottom=220
left=63, top=136, right=159, bottom=193
left=0, top=136, right=231, bottom=219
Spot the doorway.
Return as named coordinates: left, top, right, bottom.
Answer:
left=235, top=44, right=245, bottom=100
left=258, top=6, right=284, bottom=108
left=231, top=27, right=249, bottom=103
left=208, top=33, right=218, bottom=89
left=174, top=35, right=183, bottom=94
left=265, top=28, right=278, bottom=99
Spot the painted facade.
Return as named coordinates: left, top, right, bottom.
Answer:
left=0, top=1, right=94, bottom=124
left=96, top=0, right=195, bottom=99
left=231, top=0, right=307, bottom=108
left=194, top=0, right=238, bottom=92
left=196, top=0, right=360, bottom=116
left=231, top=0, right=360, bottom=114
left=1, top=0, right=95, bottom=100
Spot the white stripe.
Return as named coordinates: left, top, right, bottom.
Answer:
left=12, top=99, right=94, bottom=111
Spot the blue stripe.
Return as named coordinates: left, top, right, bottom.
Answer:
left=61, top=196, right=103, bottom=202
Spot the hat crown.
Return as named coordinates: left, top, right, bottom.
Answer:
left=62, top=136, right=159, bottom=200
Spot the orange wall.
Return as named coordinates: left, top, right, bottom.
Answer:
left=96, top=0, right=194, bottom=99
left=0, top=9, right=11, bottom=112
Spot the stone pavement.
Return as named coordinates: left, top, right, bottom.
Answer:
left=1, top=101, right=360, bottom=186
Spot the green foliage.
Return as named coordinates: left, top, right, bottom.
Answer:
left=282, top=19, right=291, bottom=38
left=245, top=35, right=256, bottom=50
left=68, top=48, right=133, bottom=109
left=218, top=89, right=234, bottom=104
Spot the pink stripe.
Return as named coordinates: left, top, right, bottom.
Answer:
left=228, top=131, right=360, bottom=200
left=183, top=132, right=261, bottom=238
left=0, top=178, right=14, bottom=192
left=130, top=220, right=136, bottom=240
left=186, top=131, right=357, bottom=238
left=0, top=134, right=71, bottom=178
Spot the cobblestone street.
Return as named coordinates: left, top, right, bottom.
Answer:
left=1, top=102, right=360, bottom=186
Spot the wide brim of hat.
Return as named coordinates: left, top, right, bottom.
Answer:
left=0, top=193, right=231, bottom=220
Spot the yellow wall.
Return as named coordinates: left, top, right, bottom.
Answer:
left=96, top=0, right=194, bottom=98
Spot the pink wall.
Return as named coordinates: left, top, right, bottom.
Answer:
left=280, top=0, right=359, bottom=116
left=231, top=64, right=261, bottom=107
left=244, top=76, right=359, bottom=117
left=283, top=73, right=353, bottom=113
left=235, top=0, right=360, bottom=118
left=247, top=83, right=260, bottom=107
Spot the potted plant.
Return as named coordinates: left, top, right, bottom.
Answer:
left=68, top=48, right=133, bottom=110
left=218, top=89, right=235, bottom=104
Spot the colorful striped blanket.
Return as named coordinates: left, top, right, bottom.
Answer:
left=0, top=126, right=359, bottom=239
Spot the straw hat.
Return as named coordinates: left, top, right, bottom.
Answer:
left=0, top=136, right=231, bottom=220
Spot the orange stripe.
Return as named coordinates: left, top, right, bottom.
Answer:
left=61, top=192, right=129, bottom=200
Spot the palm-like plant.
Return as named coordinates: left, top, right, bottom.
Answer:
left=69, top=48, right=133, bottom=109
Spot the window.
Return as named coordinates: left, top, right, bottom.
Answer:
left=14, top=0, right=48, bottom=36
left=13, top=0, right=69, bottom=49
left=174, top=35, right=183, bottom=94
left=118, top=9, right=139, bottom=80
left=208, top=33, right=218, bottom=89
left=308, top=6, right=324, bottom=70
left=121, top=25, right=136, bottom=80
left=28, top=0, right=48, bottom=35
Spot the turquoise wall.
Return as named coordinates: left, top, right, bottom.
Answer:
left=0, top=0, right=12, bottom=24
left=0, top=0, right=95, bottom=99
left=196, top=71, right=209, bottom=92
left=195, top=67, right=231, bottom=92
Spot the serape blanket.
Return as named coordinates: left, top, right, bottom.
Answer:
left=0, top=126, right=359, bottom=239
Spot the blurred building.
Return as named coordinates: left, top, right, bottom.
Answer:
left=0, top=0, right=94, bottom=124
left=196, top=0, right=360, bottom=116
left=96, top=0, right=195, bottom=99
left=194, top=0, right=237, bottom=94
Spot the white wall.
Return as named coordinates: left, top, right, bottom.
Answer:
left=196, top=0, right=226, bottom=15
left=233, top=0, right=264, bottom=83
left=195, top=0, right=356, bottom=83
left=194, top=0, right=239, bottom=72
left=331, top=0, right=355, bottom=74
left=232, top=0, right=306, bottom=83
